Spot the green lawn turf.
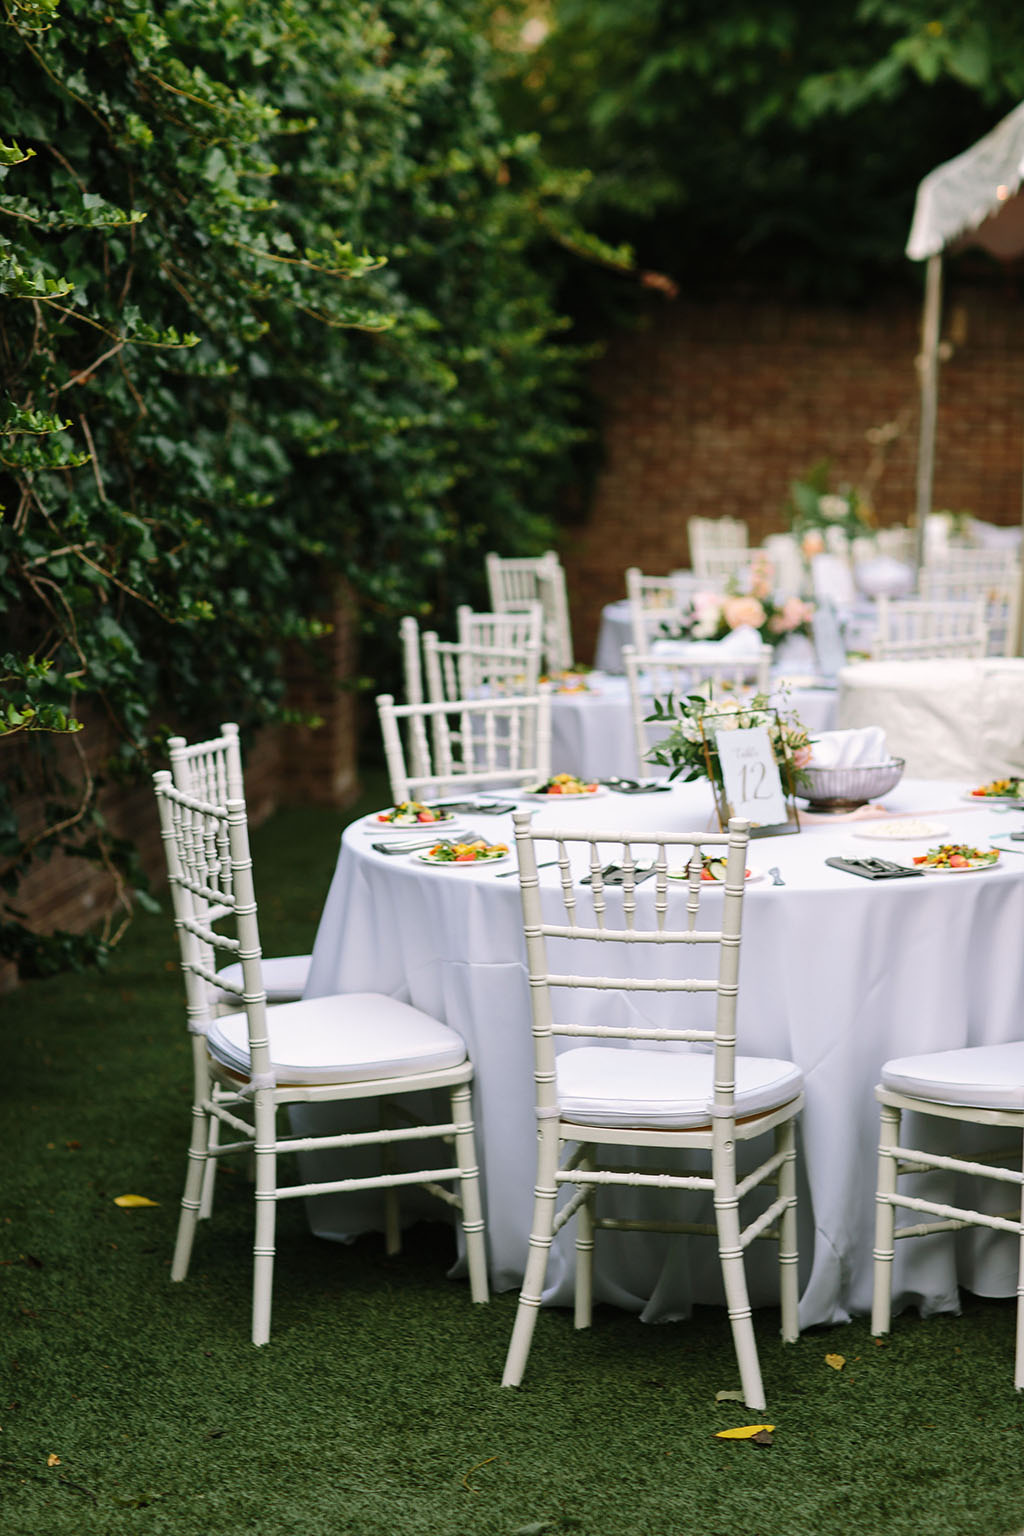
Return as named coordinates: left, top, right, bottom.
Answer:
left=4, top=787, right=1024, bottom=1536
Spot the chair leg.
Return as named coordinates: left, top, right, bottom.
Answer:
left=872, top=1102, right=900, bottom=1338
left=198, top=1085, right=222, bottom=1220
left=171, top=1042, right=212, bottom=1282
left=776, top=1118, right=799, bottom=1344
left=714, top=1124, right=765, bottom=1412
left=450, top=1082, right=488, bottom=1304
left=1016, top=1133, right=1024, bottom=1391
left=251, top=1093, right=278, bottom=1347
left=502, top=1119, right=561, bottom=1387
left=574, top=1146, right=595, bottom=1331
left=381, top=1101, right=401, bottom=1257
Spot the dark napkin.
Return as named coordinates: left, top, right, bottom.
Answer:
left=825, top=856, right=923, bottom=881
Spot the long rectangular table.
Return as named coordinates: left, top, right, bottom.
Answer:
left=300, top=779, right=1024, bottom=1329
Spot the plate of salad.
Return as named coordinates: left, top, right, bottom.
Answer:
left=364, top=801, right=459, bottom=832
left=964, top=778, right=1024, bottom=804
left=911, top=843, right=1001, bottom=873
left=520, top=773, right=604, bottom=799
left=668, top=856, right=761, bottom=884
left=417, top=839, right=510, bottom=867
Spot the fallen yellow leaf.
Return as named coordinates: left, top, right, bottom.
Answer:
left=825, top=1353, right=845, bottom=1371
left=47, top=1454, right=61, bottom=1467
left=113, top=1194, right=159, bottom=1208
left=715, top=1424, right=775, bottom=1439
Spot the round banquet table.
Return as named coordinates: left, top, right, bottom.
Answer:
left=300, top=780, right=1024, bottom=1330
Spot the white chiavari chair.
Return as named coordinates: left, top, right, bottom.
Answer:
left=376, top=692, right=552, bottom=803
left=456, top=603, right=543, bottom=656
left=485, top=551, right=574, bottom=672
left=626, top=567, right=688, bottom=655
left=920, top=550, right=1021, bottom=657
left=872, top=1042, right=1024, bottom=1388
left=621, top=643, right=773, bottom=777
left=501, top=813, right=803, bottom=1409
left=871, top=597, right=988, bottom=660
left=154, top=771, right=488, bottom=1345
left=687, top=516, right=748, bottom=579
left=422, top=631, right=541, bottom=704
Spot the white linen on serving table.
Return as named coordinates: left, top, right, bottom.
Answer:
left=838, top=658, right=1024, bottom=780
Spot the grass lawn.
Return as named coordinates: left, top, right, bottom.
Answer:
left=4, top=785, right=1024, bottom=1536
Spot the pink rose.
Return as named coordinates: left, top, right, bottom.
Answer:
left=792, top=745, right=813, bottom=769
left=778, top=596, right=814, bottom=631
left=721, top=595, right=766, bottom=630
left=748, top=557, right=775, bottom=600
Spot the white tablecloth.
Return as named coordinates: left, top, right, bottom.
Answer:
left=550, top=674, right=839, bottom=779
left=302, top=779, right=1024, bottom=1328
left=838, top=659, right=1024, bottom=780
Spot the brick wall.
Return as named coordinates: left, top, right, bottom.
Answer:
left=560, top=284, right=1024, bottom=660
left=0, top=580, right=359, bottom=986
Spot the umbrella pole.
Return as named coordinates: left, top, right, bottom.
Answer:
left=913, top=253, right=943, bottom=573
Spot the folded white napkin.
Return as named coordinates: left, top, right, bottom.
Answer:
left=970, top=519, right=1023, bottom=550
left=808, top=726, right=889, bottom=769
left=811, top=553, right=857, bottom=606
left=652, top=624, right=763, bottom=661
left=854, top=556, right=914, bottom=598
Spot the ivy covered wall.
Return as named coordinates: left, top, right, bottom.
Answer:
left=0, top=0, right=594, bottom=973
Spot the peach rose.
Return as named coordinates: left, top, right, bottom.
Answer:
left=801, top=531, right=825, bottom=558
left=722, top=595, right=766, bottom=630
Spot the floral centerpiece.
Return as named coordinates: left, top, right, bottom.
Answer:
left=645, top=690, right=812, bottom=798
left=786, top=460, right=873, bottom=560
left=663, top=557, right=815, bottom=648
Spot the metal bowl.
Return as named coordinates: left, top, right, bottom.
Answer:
left=797, top=757, right=905, bottom=813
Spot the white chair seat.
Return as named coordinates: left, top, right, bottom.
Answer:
left=212, top=955, right=312, bottom=1006
left=208, top=993, right=468, bottom=1085
left=557, top=1046, right=804, bottom=1129
left=880, top=1043, right=1024, bottom=1112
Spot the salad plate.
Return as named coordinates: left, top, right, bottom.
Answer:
left=911, top=843, right=1001, bottom=873
left=852, top=819, right=948, bottom=842
left=668, top=859, right=762, bottom=884
left=417, top=839, right=510, bottom=867
left=520, top=773, right=604, bottom=800
left=364, top=801, right=459, bottom=832
left=963, top=778, right=1024, bottom=805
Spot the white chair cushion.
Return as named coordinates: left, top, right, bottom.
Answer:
left=212, top=954, right=311, bottom=1005
left=881, top=1043, right=1024, bottom=1112
left=556, top=1047, right=803, bottom=1129
left=207, top=993, right=468, bottom=1085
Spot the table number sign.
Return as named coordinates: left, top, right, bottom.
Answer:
left=700, top=707, right=801, bottom=838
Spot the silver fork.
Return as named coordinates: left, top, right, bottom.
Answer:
left=495, top=860, right=560, bottom=879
